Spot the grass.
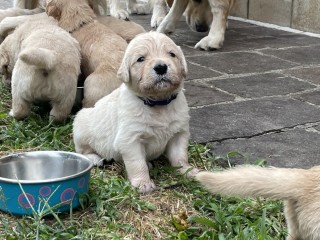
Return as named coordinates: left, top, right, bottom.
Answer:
left=0, top=81, right=287, bottom=239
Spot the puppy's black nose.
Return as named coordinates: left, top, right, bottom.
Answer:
left=195, top=24, right=208, bottom=32
left=154, top=63, right=168, bottom=75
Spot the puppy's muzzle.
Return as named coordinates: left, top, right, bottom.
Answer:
left=154, top=63, right=168, bottom=75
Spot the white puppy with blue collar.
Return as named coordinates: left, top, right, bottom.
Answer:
left=73, top=32, right=198, bottom=193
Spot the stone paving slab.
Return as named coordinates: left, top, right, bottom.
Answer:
left=211, top=127, right=320, bottom=168
left=190, top=97, right=320, bottom=143
left=209, top=73, right=316, bottom=98
left=187, top=52, right=298, bottom=75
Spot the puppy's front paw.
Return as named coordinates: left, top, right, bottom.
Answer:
left=129, top=3, right=150, bottom=15
left=195, top=35, right=224, bottom=51
left=110, top=9, right=130, bottom=20
left=131, top=178, right=156, bottom=194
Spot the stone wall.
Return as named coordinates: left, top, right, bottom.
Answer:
left=230, top=0, right=320, bottom=33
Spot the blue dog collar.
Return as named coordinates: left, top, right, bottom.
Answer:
left=138, top=94, right=178, bottom=107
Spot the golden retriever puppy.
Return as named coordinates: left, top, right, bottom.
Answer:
left=46, top=0, right=128, bottom=108
left=197, top=166, right=320, bottom=240
left=73, top=32, right=199, bottom=193
left=157, top=0, right=235, bottom=50
left=0, top=15, right=81, bottom=122
left=97, top=16, right=145, bottom=43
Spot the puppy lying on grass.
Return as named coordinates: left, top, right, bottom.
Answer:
left=197, top=165, right=320, bottom=240
left=0, top=14, right=80, bottom=122
left=73, top=32, right=199, bottom=193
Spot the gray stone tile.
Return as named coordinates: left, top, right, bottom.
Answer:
left=186, top=62, right=222, bottom=80
left=210, top=128, right=320, bottom=168
left=260, top=46, right=320, bottom=65
left=248, top=0, right=292, bottom=27
left=218, top=35, right=320, bottom=52
left=184, top=82, right=235, bottom=107
left=284, top=67, right=320, bottom=85
left=190, top=97, right=320, bottom=143
left=187, top=52, right=298, bottom=74
left=210, top=73, right=316, bottom=98
left=294, top=90, right=320, bottom=106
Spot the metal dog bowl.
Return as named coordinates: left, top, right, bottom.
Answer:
left=0, top=151, right=93, bottom=215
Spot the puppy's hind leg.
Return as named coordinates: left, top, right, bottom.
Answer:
left=109, top=0, right=129, bottom=20
left=49, top=97, right=75, bottom=123
left=10, top=96, right=31, bottom=120
left=150, top=0, right=168, bottom=28
left=82, top=69, right=121, bottom=108
left=166, top=131, right=199, bottom=177
left=156, top=0, right=188, bottom=32
left=73, top=112, right=104, bottom=166
left=195, top=0, right=233, bottom=50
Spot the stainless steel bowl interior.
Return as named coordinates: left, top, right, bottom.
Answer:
left=0, top=151, right=92, bottom=183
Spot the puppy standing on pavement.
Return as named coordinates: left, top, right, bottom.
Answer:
left=157, top=0, right=235, bottom=50
left=73, top=32, right=199, bottom=193
left=197, top=166, right=320, bottom=240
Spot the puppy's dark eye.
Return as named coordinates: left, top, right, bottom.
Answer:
left=169, top=52, right=176, bottom=58
left=137, top=56, right=145, bottom=62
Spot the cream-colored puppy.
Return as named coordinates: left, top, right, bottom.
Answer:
left=0, top=15, right=81, bottom=122
left=157, top=0, right=235, bottom=50
left=73, top=32, right=198, bottom=193
left=97, top=16, right=145, bottom=43
left=197, top=166, right=320, bottom=240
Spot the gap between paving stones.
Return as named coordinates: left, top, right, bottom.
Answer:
left=198, top=121, right=320, bottom=144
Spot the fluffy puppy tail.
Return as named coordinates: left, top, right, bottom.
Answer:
left=196, top=166, right=308, bottom=200
left=19, top=48, right=57, bottom=70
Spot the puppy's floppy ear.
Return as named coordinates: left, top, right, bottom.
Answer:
left=177, top=46, right=188, bottom=79
left=46, top=0, right=61, bottom=21
left=117, top=56, right=130, bottom=83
